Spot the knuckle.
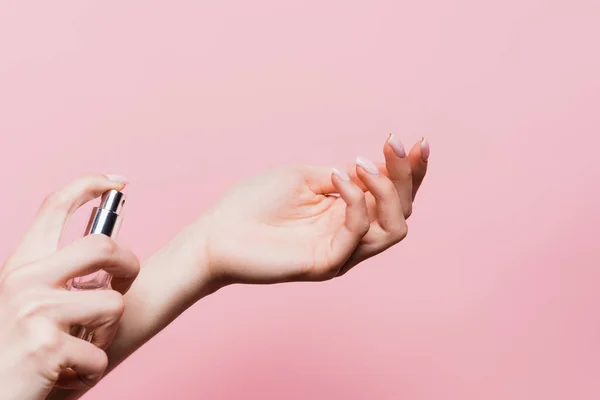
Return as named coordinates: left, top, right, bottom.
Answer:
left=356, top=220, right=371, bottom=236
left=98, top=349, right=109, bottom=372
left=92, top=347, right=109, bottom=373
left=81, top=349, right=109, bottom=388
left=348, top=189, right=365, bottom=205
left=39, top=174, right=108, bottom=215
left=82, top=172, right=107, bottom=183
left=41, top=191, right=70, bottom=212
left=24, top=320, right=63, bottom=359
left=403, top=203, right=413, bottom=219
left=77, top=173, right=109, bottom=194
left=128, top=255, right=141, bottom=278
left=392, top=167, right=412, bottom=183
left=0, top=267, right=35, bottom=294
left=392, top=222, right=409, bottom=241
left=1, top=268, right=26, bottom=289
left=382, top=178, right=397, bottom=194
left=88, top=235, right=118, bottom=260
left=36, top=329, right=63, bottom=355
left=15, top=296, right=50, bottom=322
left=103, top=291, right=125, bottom=319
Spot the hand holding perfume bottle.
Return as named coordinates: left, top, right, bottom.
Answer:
left=70, top=189, right=126, bottom=341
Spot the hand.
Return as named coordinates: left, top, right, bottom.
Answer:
left=52, top=136, right=428, bottom=391
left=198, top=135, right=429, bottom=285
left=0, top=175, right=140, bottom=399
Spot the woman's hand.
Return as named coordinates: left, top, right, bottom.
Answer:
left=71, top=135, right=429, bottom=389
left=199, top=135, right=429, bottom=285
left=0, top=175, right=140, bottom=399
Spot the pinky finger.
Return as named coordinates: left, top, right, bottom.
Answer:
left=408, top=137, right=430, bottom=200
left=54, top=334, right=108, bottom=390
left=327, top=168, right=370, bottom=271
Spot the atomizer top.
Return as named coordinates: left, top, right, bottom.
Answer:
left=99, top=190, right=126, bottom=215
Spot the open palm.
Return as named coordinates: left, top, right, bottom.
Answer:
left=203, top=135, right=429, bottom=285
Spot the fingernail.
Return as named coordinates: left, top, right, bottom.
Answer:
left=105, top=174, right=129, bottom=184
left=387, top=133, right=406, bottom=158
left=84, top=374, right=99, bottom=382
left=355, top=156, right=379, bottom=175
left=420, top=137, right=430, bottom=162
left=332, top=168, right=350, bottom=182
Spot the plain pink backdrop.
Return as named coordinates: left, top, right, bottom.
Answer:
left=1, top=0, right=600, bottom=399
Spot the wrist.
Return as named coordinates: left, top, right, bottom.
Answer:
left=102, top=216, right=225, bottom=374
left=154, top=214, right=229, bottom=298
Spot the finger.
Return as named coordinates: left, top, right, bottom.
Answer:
left=303, top=165, right=379, bottom=194
left=30, top=234, right=140, bottom=293
left=302, top=165, right=342, bottom=194
left=54, top=334, right=108, bottom=389
left=62, top=290, right=125, bottom=349
left=384, top=133, right=413, bottom=218
left=48, top=289, right=124, bottom=348
left=7, top=174, right=128, bottom=268
left=325, top=168, right=369, bottom=275
left=355, top=157, right=408, bottom=238
left=408, top=137, right=429, bottom=200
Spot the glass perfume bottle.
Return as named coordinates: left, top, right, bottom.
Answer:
left=70, top=189, right=125, bottom=340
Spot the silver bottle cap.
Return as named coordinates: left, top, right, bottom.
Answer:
left=85, top=190, right=125, bottom=238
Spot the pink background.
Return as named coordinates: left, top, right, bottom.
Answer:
left=1, top=0, right=600, bottom=399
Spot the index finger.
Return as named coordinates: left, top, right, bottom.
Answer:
left=29, top=234, right=140, bottom=294
left=6, top=174, right=128, bottom=269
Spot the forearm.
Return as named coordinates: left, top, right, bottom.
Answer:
left=107, top=223, right=218, bottom=370
left=48, top=221, right=219, bottom=400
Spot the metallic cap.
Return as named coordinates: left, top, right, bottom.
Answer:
left=85, top=190, right=125, bottom=238
left=99, top=190, right=126, bottom=215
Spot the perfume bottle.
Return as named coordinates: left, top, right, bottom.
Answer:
left=70, top=189, right=126, bottom=340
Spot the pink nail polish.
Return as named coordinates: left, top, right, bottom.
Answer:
left=420, top=137, right=430, bottom=162
left=387, top=133, right=406, bottom=158
left=332, top=168, right=350, bottom=182
left=355, top=157, right=379, bottom=175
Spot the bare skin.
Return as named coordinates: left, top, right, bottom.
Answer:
left=20, top=135, right=429, bottom=400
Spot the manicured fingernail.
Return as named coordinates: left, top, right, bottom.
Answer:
left=387, top=133, right=406, bottom=158
left=105, top=174, right=129, bottom=184
left=420, top=137, right=430, bottom=162
left=332, top=168, right=350, bottom=182
left=355, top=156, right=379, bottom=175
